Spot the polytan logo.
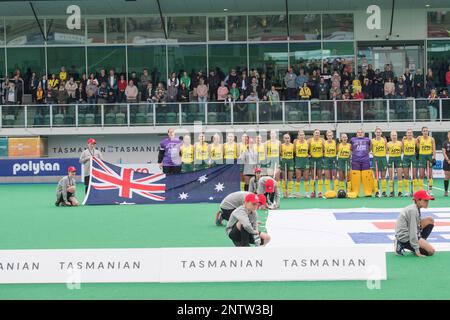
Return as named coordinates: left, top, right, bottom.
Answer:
left=13, top=161, right=60, bottom=175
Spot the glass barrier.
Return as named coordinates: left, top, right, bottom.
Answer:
left=259, top=101, right=282, bottom=124
left=27, top=105, right=51, bottom=127
left=207, top=102, right=231, bottom=125
left=336, top=100, right=361, bottom=123
left=155, top=102, right=180, bottom=126
left=443, top=98, right=450, bottom=121
left=129, top=103, right=153, bottom=126
left=51, top=104, right=77, bottom=127
left=233, top=101, right=253, bottom=124
left=312, top=100, right=335, bottom=123
left=78, top=103, right=102, bottom=127
left=1, top=105, right=25, bottom=127
left=285, top=100, right=308, bottom=123
left=415, top=98, right=440, bottom=122
left=388, top=98, right=414, bottom=122
left=363, top=99, right=385, bottom=122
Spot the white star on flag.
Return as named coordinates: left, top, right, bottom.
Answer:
left=209, top=197, right=214, bottom=200
left=178, top=192, right=189, bottom=200
left=214, top=183, right=225, bottom=192
left=198, top=175, right=208, bottom=183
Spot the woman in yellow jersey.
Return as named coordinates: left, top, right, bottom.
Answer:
left=224, top=132, right=237, bottom=165
left=238, top=133, right=249, bottom=190
left=181, top=134, right=194, bottom=173
left=254, top=135, right=267, bottom=174
left=416, top=126, right=436, bottom=195
left=324, top=130, right=338, bottom=194
left=266, top=130, right=281, bottom=180
left=402, top=129, right=418, bottom=196
left=280, top=133, right=294, bottom=198
left=294, top=130, right=310, bottom=198
left=308, top=129, right=325, bottom=198
left=209, top=133, right=224, bottom=167
left=387, top=131, right=404, bottom=197
left=371, top=127, right=388, bottom=197
left=337, top=133, right=352, bottom=193
left=194, top=132, right=209, bottom=171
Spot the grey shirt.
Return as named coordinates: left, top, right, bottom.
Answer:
left=257, top=176, right=281, bottom=208
left=220, top=191, right=252, bottom=210
left=284, top=72, right=298, bottom=89
left=242, top=149, right=258, bottom=175
left=79, top=148, right=103, bottom=177
left=226, top=205, right=258, bottom=236
left=56, top=176, right=76, bottom=202
left=395, top=203, right=422, bottom=253
left=248, top=176, right=259, bottom=193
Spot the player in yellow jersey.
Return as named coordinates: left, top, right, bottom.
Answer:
left=308, top=129, right=325, bottom=198
left=402, top=129, right=417, bottom=196
left=280, top=133, right=295, bottom=198
left=371, top=127, right=388, bottom=197
left=180, top=134, right=194, bottom=172
left=337, top=133, right=352, bottom=193
left=323, top=130, right=338, bottom=196
left=254, top=135, right=267, bottom=175
left=238, top=133, right=249, bottom=190
left=224, top=132, right=237, bottom=165
left=416, top=126, right=436, bottom=195
left=293, top=130, right=310, bottom=198
left=387, top=131, right=404, bottom=197
left=266, top=130, right=281, bottom=188
left=194, top=132, right=209, bottom=171
left=209, top=133, right=224, bottom=167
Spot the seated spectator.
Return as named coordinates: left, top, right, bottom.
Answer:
left=352, top=79, right=362, bottom=96
left=330, top=81, right=342, bottom=100
left=65, top=77, right=78, bottom=103
left=180, top=71, right=191, bottom=90
left=342, top=89, right=351, bottom=100
left=299, top=83, right=312, bottom=100
left=352, top=87, right=364, bottom=100
left=59, top=66, right=67, bottom=83
left=152, top=82, right=166, bottom=103
left=384, top=78, right=395, bottom=97
left=382, top=64, right=395, bottom=82
left=425, top=68, right=435, bottom=96
left=318, top=77, right=329, bottom=100
left=49, top=74, right=59, bottom=90
left=247, top=77, right=260, bottom=98
left=342, top=79, right=352, bottom=94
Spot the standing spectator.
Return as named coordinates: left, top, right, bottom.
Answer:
left=46, top=84, right=55, bottom=105
left=238, top=71, right=249, bottom=96
left=151, top=67, right=161, bottom=86
left=177, top=82, right=190, bottom=103
left=384, top=78, right=395, bottom=98
left=35, top=82, right=45, bottom=105
left=299, top=82, right=312, bottom=100
left=125, top=80, right=139, bottom=104
left=329, top=80, right=342, bottom=100
left=295, top=69, right=308, bottom=91
left=168, top=72, right=179, bottom=88
left=247, top=77, right=260, bottom=98
left=402, top=68, right=413, bottom=97
left=318, top=77, right=329, bottom=100
left=258, top=73, right=271, bottom=99
left=56, top=82, right=68, bottom=114
left=372, top=73, right=384, bottom=98
left=97, top=82, right=109, bottom=105
left=65, top=77, right=78, bottom=103
left=267, top=85, right=280, bottom=120
left=414, top=69, right=425, bottom=98
left=29, top=72, right=38, bottom=103
left=217, top=80, right=229, bottom=113
left=142, top=82, right=155, bottom=102
left=140, top=68, right=151, bottom=93
left=230, top=82, right=240, bottom=101
left=49, top=74, right=59, bottom=90
left=166, top=77, right=179, bottom=109
left=446, top=65, right=450, bottom=94
left=86, top=81, right=98, bottom=109
left=118, top=74, right=127, bottom=103
left=245, top=91, right=259, bottom=123
left=284, top=67, right=297, bottom=100
left=79, top=74, right=88, bottom=102
left=225, top=69, right=239, bottom=88
left=309, top=70, right=320, bottom=98
left=40, top=75, right=48, bottom=95
left=180, top=71, right=191, bottom=90
left=367, top=64, right=375, bottom=80
left=428, top=88, right=439, bottom=121
left=426, top=68, right=435, bottom=95
left=152, top=82, right=166, bottom=103
left=107, top=69, right=118, bottom=100
left=59, top=66, right=67, bottom=83
left=382, top=64, right=395, bottom=82
left=97, top=69, right=107, bottom=86
left=12, top=74, right=24, bottom=105
left=362, top=78, right=373, bottom=99
left=196, top=78, right=208, bottom=112
left=440, top=89, right=449, bottom=120
left=342, top=79, right=352, bottom=94
left=5, top=82, right=18, bottom=115
left=208, top=70, right=220, bottom=102
left=87, top=73, right=98, bottom=86
left=79, top=138, right=103, bottom=193
left=129, top=71, right=139, bottom=89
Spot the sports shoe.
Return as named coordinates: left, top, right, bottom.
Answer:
left=55, top=201, right=60, bottom=207
left=375, top=191, right=381, bottom=198
left=215, top=211, right=223, bottom=226
left=445, top=191, right=449, bottom=197
left=318, top=192, right=323, bottom=198
left=310, top=192, right=316, bottom=198
left=394, top=239, right=404, bottom=256
left=403, top=192, right=411, bottom=197
left=305, top=192, right=311, bottom=198
left=390, top=192, right=395, bottom=197
left=382, top=192, right=387, bottom=197
left=397, top=192, right=403, bottom=197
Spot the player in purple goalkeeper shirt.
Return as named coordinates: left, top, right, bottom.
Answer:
left=349, top=129, right=374, bottom=197
left=158, top=128, right=182, bottom=175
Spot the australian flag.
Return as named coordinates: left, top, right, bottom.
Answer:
left=83, top=157, right=241, bottom=205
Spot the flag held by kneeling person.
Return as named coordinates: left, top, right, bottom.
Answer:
left=83, top=157, right=240, bottom=205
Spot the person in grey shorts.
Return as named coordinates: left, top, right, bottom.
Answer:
left=55, top=166, right=79, bottom=207
left=394, top=190, right=435, bottom=257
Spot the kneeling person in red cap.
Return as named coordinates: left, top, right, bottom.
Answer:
left=215, top=190, right=266, bottom=226
left=55, top=166, right=79, bottom=207
left=257, top=176, right=281, bottom=210
left=226, top=193, right=271, bottom=247
left=248, top=167, right=262, bottom=193
left=394, top=190, right=435, bottom=257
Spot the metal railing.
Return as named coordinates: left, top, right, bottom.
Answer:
left=0, top=98, right=449, bottom=129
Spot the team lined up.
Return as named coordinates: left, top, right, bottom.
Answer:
left=179, top=127, right=441, bottom=198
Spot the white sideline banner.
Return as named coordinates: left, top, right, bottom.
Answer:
left=0, top=247, right=386, bottom=284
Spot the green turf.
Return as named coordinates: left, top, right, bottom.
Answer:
left=0, top=182, right=449, bottom=300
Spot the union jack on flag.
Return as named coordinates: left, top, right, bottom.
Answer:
left=89, top=157, right=166, bottom=202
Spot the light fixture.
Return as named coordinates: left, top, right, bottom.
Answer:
left=426, top=4, right=430, bottom=7
left=224, top=8, right=228, bottom=11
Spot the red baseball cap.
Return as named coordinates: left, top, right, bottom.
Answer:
left=245, top=193, right=261, bottom=204
left=254, top=167, right=262, bottom=174
left=265, top=178, right=275, bottom=193
left=257, top=195, right=267, bottom=207
left=67, top=166, right=77, bottom=173
left=413, top=190, right=435, bottom=201
left=87, top=138, right=96, bottom=144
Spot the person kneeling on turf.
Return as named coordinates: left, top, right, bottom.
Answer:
left=226, top=193, right=271, bottom=247
left=257, top=176, right=280, bottom=210
left=394, top=190, right=435, bottom=257
left=55, top=166, right=79, bottom=207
